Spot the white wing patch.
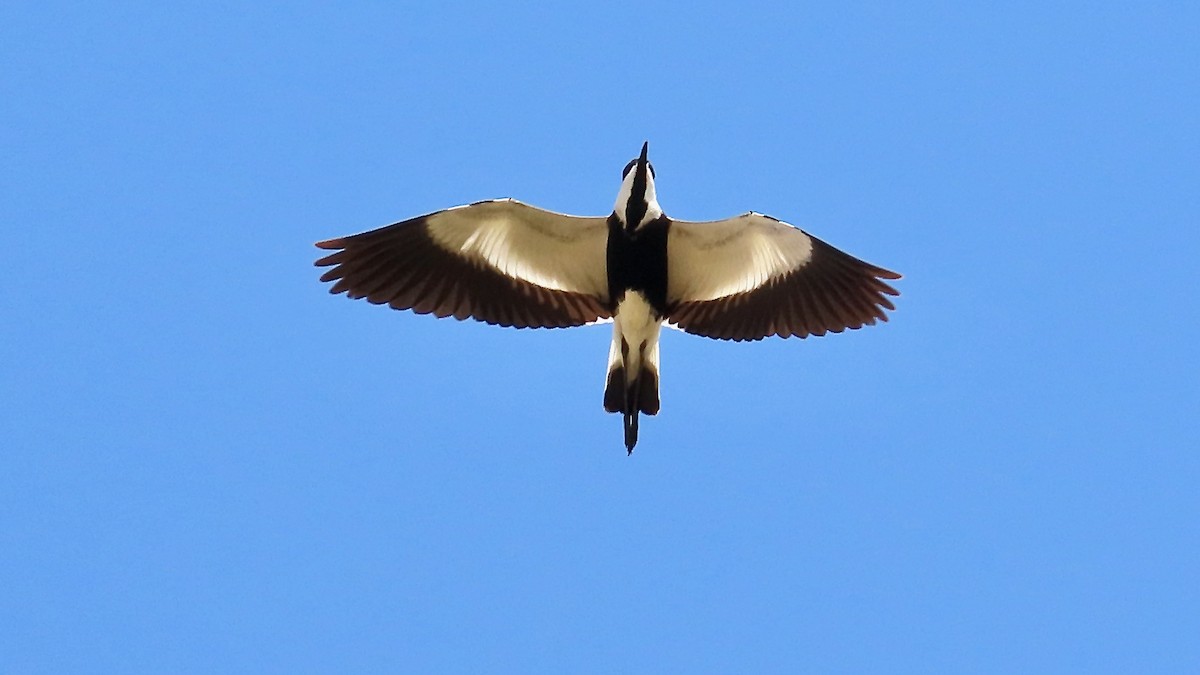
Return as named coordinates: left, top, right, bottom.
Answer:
left=668, top=212, right=815, bottom=302
left=426, top=199, right=610, bottom=298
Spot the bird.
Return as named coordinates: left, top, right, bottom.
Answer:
left=314, top=142, right=900, bottom=454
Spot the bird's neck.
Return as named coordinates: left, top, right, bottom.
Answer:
left=614, top=178, right=663, bottom=231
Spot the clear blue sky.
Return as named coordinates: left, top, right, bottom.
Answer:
left=3, top=2, right=1197, bottom=672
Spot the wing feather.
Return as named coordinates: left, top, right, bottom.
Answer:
left=316, top=199, right=611, bottom=328
left=667, top=213, right=900, bottom=341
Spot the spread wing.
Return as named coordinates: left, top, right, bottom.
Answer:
left=315, top=199, right=611, bottom=328
left=666, top=213, right=901, bottom=341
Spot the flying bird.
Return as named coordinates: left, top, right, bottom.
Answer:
left=315, top=143, right=900, bottom=453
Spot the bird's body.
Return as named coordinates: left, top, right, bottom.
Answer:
left=315, top=143, right=900, bottom=453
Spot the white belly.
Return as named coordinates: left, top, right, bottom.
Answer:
left=607, top=291, right=662, bottom=384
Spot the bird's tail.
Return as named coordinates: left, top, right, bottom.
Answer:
left=603, top=339, right=660, bottom=454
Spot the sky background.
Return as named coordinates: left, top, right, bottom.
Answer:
left=2, top=1, right=1198, bottom=672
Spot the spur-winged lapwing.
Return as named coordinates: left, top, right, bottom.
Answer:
left=315, top=143, right=901, bottom=453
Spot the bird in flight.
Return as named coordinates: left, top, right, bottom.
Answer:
left=315, top=142, right=900, bottom=454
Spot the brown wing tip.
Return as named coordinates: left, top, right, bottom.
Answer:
left=876, top=280, right=901, bottom=297
left=315, top=238, right=346, bottom=250
left=866, top=266, right=901, bottom=296
left=314, top=239, right=349, bottom=267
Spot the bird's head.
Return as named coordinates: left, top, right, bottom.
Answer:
left=614, top=141, right=662, bottom=230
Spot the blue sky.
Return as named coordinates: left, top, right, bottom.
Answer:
left=2, top=1, right=1197, bottom=672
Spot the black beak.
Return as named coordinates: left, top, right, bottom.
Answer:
left=638, top=141, right=649, bottom=174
